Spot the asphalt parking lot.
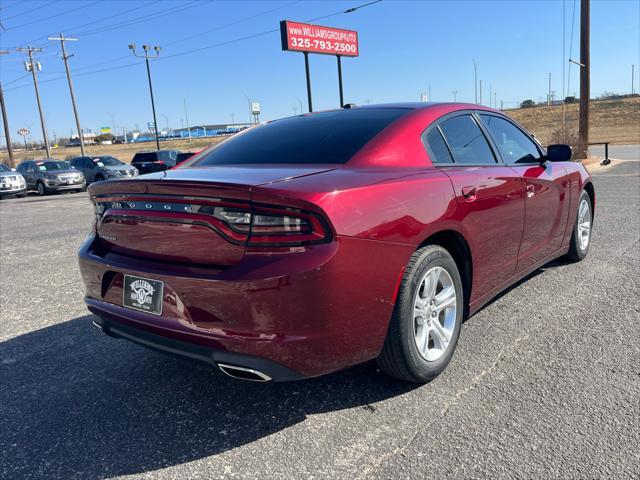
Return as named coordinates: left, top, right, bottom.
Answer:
left=1, top=159, right=639, bottom=479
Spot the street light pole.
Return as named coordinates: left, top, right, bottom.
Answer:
left=48, top=34, right=85, bottom=156
left=472, top=60, right=478, bottom=103
left=18, top=46, right=51, bottom=158
left=183, top=99, right=191, bottom=141
left=129, top=44, right=161, bottom=150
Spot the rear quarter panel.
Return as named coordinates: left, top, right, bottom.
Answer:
left=562, top=161, right=594, bottom=246
left=252, top=167, right=458, bottom=245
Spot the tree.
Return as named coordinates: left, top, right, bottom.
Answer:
left=94, top=133, right=114, bottom=143
left=520, top=99, right=535, bottom=108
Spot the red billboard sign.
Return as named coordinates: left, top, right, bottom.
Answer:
left=280, top=20, right=359, bottom=57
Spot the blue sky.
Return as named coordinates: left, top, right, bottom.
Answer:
left=1, top=0, right=638, bottom=143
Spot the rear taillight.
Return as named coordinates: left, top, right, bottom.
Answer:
left=213, top=206, right=331, bottom=246
left=94, top=200, right=332, bottom=247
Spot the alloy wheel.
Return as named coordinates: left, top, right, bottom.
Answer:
left=413, top=266, right=457, bottom=362
left=577, top=198, right=591, bottom=251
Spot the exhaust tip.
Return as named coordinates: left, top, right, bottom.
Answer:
left=92, top=320, right=104, bottom=330
left=218, top=363, right=272, bottom=382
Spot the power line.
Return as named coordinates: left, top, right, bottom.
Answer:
left=162, top=1, right=300, bottom=48
left=0, top=0, right=57, bottom=23
left=47, top=0, right=201, bottom=43
left=6, top=1, right=103, bottom=31
left=12, top=0, right=160, bottom=50
left=69, top=1, right=298, bottom=74
left=3, top=0, right=384, bottom=92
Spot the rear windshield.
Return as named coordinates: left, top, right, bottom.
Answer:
left=188, top=108, right=410, bottom=166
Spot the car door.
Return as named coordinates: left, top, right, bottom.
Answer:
left=423, top=112, right=525, bottom=302
left=83, top=158, right=96, bottom=182
left=477, top=113, right=570, bottom=270
left=21, top=162, right=36, bottom=188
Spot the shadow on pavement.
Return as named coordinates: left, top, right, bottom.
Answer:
left=1, top=316, right=416, bottom=478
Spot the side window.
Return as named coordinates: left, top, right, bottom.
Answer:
left=479, top=114, right=542, bottom=165
left=439, top=115, right=496, bottom=165
left=422, top=127, right=454, bottom=164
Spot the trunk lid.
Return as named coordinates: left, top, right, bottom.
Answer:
left=90, top=166, right=334, bottom=266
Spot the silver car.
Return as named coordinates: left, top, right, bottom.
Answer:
left=70, top=155, right=138, bottom=183
left=0, top=163, right=27, bottom=198
left=17, top=159, right=86, bottom=195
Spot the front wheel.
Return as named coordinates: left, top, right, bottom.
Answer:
left=566, top=190, right=592, bottom=261
left=377, top=245, right=464, bottom=383
left=36, top=181, right=48, bottom=196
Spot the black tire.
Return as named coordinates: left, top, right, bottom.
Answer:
left=377, top=245, right=464, bottom=383
left=36, top=181, right=48, bottom=196
left=566, top=190, right=592, bottom=261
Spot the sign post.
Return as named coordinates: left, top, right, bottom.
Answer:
left=280, top=20, right=359, bottom=111
left=18, top=128, right=29, bottom=151
left=250, top=101, right=261, bottom=124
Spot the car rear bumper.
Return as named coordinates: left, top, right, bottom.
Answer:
left=78, top=234, right=413, bottom=379
left=91, top=313, right=305, bottom=381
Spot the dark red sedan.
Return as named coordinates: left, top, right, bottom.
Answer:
left=79, top=103, right=594, bottom=383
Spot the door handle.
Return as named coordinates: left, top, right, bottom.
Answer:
left=461, top=186, right=477, bottom=201
left=526, top=184, right=535, bottom=198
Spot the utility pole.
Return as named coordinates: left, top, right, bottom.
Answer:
left=183, top=98, right=191, bottom=141
left=48, top=34, right=85, bottom=156
left=577, top=0, right=590, bottom=159
left=479, top=80, right=482, bottom=105
left=129, top=44, right=161, bottom=150
left=0, top=50, right=15, bottom=167
left=472, top=59, right=478, bottom=103
left=18, top=46, right=51, bottom=158
left=452, top=90, right=458, bottom=101
left=547, top=72, right=552, bottom=105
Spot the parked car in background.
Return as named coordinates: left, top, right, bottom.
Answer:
left=17, top=159, right=85, bottom=195
left=0, top=163, right=27, bottom=198
left=70, top=155, right=138, bottom=183
left=131, top=150, right=181, bottom=174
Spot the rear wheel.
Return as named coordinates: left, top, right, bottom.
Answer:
left=36, top=181, right=48, bottom=196
left=566, top=190, right=592, bottom=261
left=377, top=245, right=463, bottom=383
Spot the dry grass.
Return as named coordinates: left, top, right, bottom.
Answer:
left=505, top=97, right=640, bottom=146
left=2, top=137, right=226, bottom=166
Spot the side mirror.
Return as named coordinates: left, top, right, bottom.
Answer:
left=546, top=144, right=572, bottom=162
